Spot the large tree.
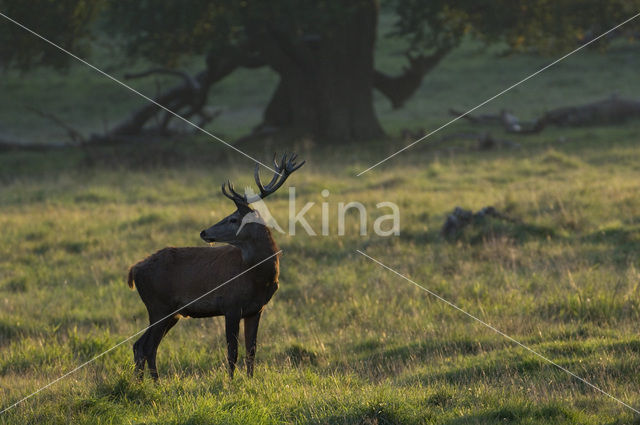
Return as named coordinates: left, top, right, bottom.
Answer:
left=1, top=0, right=638, bottom=142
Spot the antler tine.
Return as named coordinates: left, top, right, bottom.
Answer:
left=221, top=179, right=247, bottom=205
left=259, top=155, right=283, bottom=194
left=226, top=153, right=304, bottom=203
left=228, top=181, right=246, bottom=200
left=252, top=153, right=304, bottom=200
left=264, top=156, right=287, bottom=192
left=221, top=181, right=235, bottom=201
left=221, top=182, right=231, bottom=200
left=289, top=159, right=306, bottom=173
left=286, top=154, right=300, bottom=171
left=254, top=164, right=266, bottom=195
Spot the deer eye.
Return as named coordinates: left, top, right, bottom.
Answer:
left=229, top=218, right=238, bottom=224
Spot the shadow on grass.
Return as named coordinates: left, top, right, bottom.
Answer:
left=421, top=356, right=549, bottom=386
left=312, top=406, right=409, bottom=425
left=441, top=403, right=580, bottom=425
left=579, top=226, right=640, bottom=266
left=534, top=296, right=640, bottom=325
left=0, top=137, right=232, bottom=182
left=93, top=373, right=159, bottom=404
left=352, top=337, right=503, bottom=360
left=281, top=344, right=319, bottom=367
left=398, top=217, right=555, bottom=247
left=0, top=318, right=36, bottom=346
left=344, top=338, right=506, bottom=381
left=447, top=218, right=556, bottom=245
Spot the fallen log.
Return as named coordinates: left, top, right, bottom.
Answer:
left=400, top=130, right=520, bottom=150
left=448, top=95, right=640, bottom=134
left=0, top=138, right=71, bottom=152
left=540, top=96, right=640, bottom=127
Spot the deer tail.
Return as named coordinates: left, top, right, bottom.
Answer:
left=127, top=265, right=136, bottom=289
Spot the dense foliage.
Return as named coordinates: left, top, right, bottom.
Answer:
left=2, top=0, right=638, bottom=140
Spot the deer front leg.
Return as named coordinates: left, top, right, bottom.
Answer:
left=225, top=314, right=241, bottom=378
left=243, top=312, right=262, bottom=378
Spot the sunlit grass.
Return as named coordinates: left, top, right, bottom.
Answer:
left=1, top=122, right=640, bottom=423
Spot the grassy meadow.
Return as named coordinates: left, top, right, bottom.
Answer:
left=1, top=26, right=640, bottom=425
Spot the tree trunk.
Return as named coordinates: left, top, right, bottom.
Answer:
left=252, top=1, right=385, bottom=142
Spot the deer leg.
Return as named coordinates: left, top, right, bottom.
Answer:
left=144, top=316, right=179, bottom=381
left=133, top=329, right=152, bottom=380
left=225, top=314, right=241, bottom=379
left=243, top=312, right=262, bottom=378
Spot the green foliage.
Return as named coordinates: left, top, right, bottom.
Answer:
left=465, top=0, right=640, bottom=54
left=390, top=0, right=640, bottom=56
left=0, top=0, right=102, bottom=70
left=0, top=0, right=372, bottom=69
left=387, top=0, right=469, bottom=54
left=103, top=0, right=238, bottom=66
left=3, top=0, right=639, bottom=71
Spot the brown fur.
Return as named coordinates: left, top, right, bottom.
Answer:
left=129, top=226, right=280, bottom=380
left=130, top=244, right=279, bottom=318
left=128, top=152, right=301, bottom=381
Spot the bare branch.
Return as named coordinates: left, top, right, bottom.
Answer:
left=374, top=47, right=451, bottom=109
left=124, top=68, right=200, bottom=91
left=25, top=106, right=86, bottom=144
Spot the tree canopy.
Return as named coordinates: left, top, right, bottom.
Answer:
left=1, top=0, right=638, bottom=142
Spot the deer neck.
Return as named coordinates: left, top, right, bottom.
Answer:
left=235, top=225, right=279, bottom=268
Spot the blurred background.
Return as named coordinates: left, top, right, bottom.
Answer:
left=1, top=0, right=639, bottom=149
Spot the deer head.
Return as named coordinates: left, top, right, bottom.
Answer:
left=200, top=153, right=305, bottom=246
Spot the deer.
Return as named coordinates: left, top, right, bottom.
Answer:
left=127, top=153, right=304, bottom=380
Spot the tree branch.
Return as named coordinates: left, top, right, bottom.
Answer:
left=447, top=95, right=640, bottom=135
left=374, top=47, right=450, bottom=109
left=25, top=106, right=86, bottom=143
left=98, top=46, right=267, bottom=140
left=124, top=68, right=200, bottom=91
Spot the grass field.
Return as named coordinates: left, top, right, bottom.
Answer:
left=1, top=23, right=640, bottom=425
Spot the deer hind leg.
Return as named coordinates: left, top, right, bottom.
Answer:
left=133, top=329, right=152, bottom=380
left=243, top=312, right=262, bottom=378
left=225, top=314, right=241, bottom=379
left=144, top=316, right=179, bottom=381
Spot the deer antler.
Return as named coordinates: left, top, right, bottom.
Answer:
left=254, top=153, right=305, bottom=200
left=221, top=180, right=248, bottom=205
left=222, top=153, right=305, bottom=207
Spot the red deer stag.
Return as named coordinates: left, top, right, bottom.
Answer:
left=127, top=154, right=304, bottom=380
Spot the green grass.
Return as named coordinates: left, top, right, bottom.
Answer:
left=1, top=126, right=640, bottom=423
left=2, top=17, right=640, bottom=425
